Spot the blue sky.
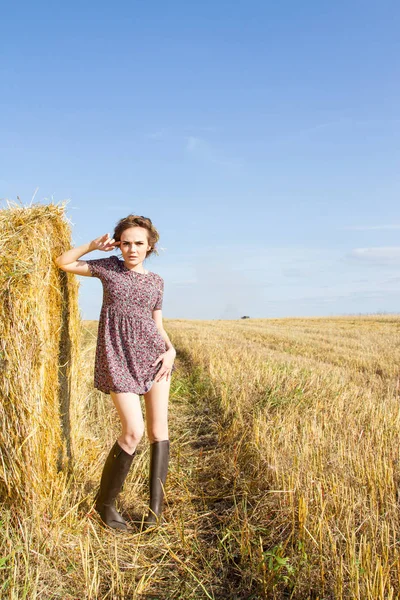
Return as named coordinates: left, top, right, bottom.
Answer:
left=1, top=1, right=399, bottom=319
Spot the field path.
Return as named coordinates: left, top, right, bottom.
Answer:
left=126, top=350, right=258, bottom=599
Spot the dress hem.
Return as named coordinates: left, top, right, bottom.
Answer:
left=94, top=384, right=153, bottom=395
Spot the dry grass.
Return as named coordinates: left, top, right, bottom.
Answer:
left=166, top=315, right=400, bottom=599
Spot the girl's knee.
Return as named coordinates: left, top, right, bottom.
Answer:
left=147, top=428, right=169, bottom=444
left=119, top=429, right=144, bottom=452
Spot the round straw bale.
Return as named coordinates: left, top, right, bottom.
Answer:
left=0, top=198, right=81, bottom=508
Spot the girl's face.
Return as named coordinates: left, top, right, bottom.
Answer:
left=119, top=227, right=152, bottom=266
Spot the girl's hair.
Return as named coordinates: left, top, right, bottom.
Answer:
left=113, top=215, right=160, bottom=258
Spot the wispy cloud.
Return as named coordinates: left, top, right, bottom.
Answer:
left=347, top=246, right=400, bottom=264
left=292, top=117, right=400, bottom=138
left=290, top=120, right=345, bottom=137
left=264, top=119, right=346, bottom=146
left=185, top=135, right=243, bottom=170
left=186, top=136, right=202, bottom=152
left=267, top=116, right=400, bottom=147
left=342, top=224, right=400, bottom=230
left=145, top=129, right=167, bottom=140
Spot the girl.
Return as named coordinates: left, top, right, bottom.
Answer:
left=55, top=215, right=176, bottom=531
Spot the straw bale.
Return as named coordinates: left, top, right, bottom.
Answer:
left=0, top=198, right=81, bottom=508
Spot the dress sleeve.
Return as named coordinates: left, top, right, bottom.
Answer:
left=153, top=277, right=164, bottom=310
left=85, top=256, right=116, bottom=280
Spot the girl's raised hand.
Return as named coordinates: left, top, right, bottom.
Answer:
left=90, top=233, right=120, bottom=252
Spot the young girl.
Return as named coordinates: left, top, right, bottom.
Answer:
left=55, top=215, right=176, bottom=531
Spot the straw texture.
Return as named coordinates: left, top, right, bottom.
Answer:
left=0, top=198, right=81, bottom=508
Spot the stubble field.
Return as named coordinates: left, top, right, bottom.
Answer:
left=1, top=314, right=399, bottom=599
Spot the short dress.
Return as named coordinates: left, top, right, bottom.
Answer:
left=85, top=254, right=176, bottom=395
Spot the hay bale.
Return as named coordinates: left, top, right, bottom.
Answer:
left=0, top=198, right=81, bottom=508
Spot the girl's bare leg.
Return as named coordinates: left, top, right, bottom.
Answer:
left=110, top=391, right=145, bottom=453
left=143, top=378, right=171, bottom=442
left=94, top=391, right=144, bottom=530
left=142, top=378, right=171, bottom=527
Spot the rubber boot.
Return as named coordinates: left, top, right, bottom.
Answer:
left=143, top=440, right=170, bottom=529
left=94, top=440, right=136, bottom=531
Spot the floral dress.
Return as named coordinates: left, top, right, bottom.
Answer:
left=85, top=254, right=175, bottom=395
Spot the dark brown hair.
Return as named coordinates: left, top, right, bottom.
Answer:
left=113, top=215, right=160, bottom=258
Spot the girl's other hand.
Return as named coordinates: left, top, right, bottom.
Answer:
left=152, top=350, right=175, bottom=382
